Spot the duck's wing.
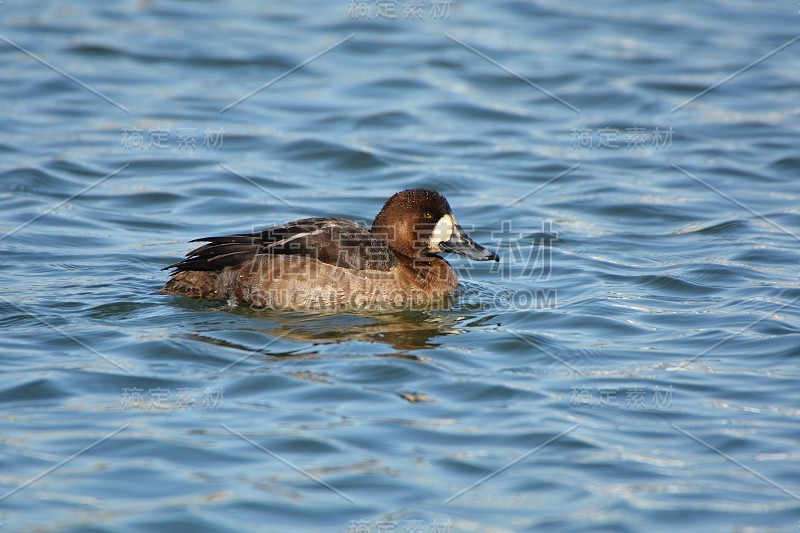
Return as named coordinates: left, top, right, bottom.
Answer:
left=165, top=217, right=395, bottom=272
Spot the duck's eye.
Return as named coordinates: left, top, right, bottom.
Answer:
left=422, top=212, right=433, bottom=219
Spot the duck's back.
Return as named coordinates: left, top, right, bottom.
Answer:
left=163, top=217, right=424, bottom=307
left=167, top=218, right=394, bottom=272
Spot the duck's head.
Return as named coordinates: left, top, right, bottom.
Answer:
left=372, top=188, right=499, bottom=262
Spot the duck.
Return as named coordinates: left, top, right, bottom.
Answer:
left=163, top=188, right=499, bottom=309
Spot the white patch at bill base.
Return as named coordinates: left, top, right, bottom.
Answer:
left=429, top=214, right=455, bottom=251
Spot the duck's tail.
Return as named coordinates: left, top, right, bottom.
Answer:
left=162, top=270, right=223, bottom=299
left=164, top=234, right=262, bottom=273
left=162, top=234, right=262, bottom=298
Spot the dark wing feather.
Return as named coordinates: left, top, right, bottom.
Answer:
left=165, top=218, right=395, bottom=273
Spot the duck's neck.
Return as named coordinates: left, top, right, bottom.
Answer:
left=395, top=253, right=457, bottom=293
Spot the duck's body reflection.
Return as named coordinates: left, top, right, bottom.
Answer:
left=181, top=306, right=475, bottom=403
left=207, top=306, right=469, bottom=355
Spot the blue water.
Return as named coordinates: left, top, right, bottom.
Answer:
left=1, top=1, right=799, bottom=531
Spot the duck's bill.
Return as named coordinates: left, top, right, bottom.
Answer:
left=440, top=224, right=500, bottom=262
